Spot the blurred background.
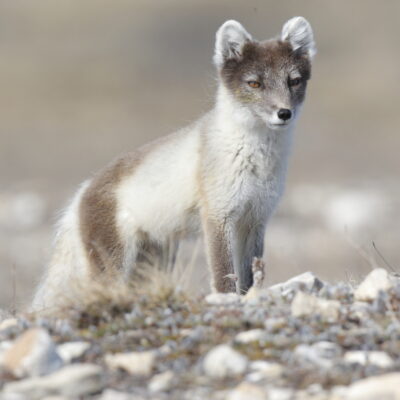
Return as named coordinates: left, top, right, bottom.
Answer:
left=1, top=0, right=399, bottom=310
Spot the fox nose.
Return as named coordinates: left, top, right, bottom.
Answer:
left=277, top=108, right=292, bottom=121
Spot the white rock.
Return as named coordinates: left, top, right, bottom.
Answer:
left=294, top=342, right=341, bottom=369
left=291, top=292, right=340, bottom=322
left=247, top=360, right=283, bottom=382
left=354, top=268, right=393, bottom=302
left=105, top=351, right=155, bottom=377
left=228, top=382, right=266, bottom=400
left=205, top=293, right=241, bottom=306
left=2, top=364, right=104, bottom=399
left=1, top=328, right=63, bottom=377
left=269, top=272, right=324, bottom=296
left=100, top=389, right=138, bottom=400
left=0, top=318, right=19, bottom=336
left=267, top=388, right=294, bottom=400
left=203, top=345, right=248, bottom=379
left=235, top=329, right=267, bottom=344
left=56, top=341, right=91, bottom=363
left=344, top=351, right=394, bottom=368
left=148, top=370, right=174, bottom=393
left=344, top=372, right=400, bottom=400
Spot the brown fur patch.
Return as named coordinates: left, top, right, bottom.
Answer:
left=79, top=134, right=178, bottom=275
left=79, top=153, right=139, bottom=273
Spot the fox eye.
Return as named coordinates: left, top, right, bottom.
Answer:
left=288, top=77, right=301, bottom=87
left=247, top=80, right=261, bottom=88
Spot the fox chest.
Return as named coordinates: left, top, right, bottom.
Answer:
left=210, top=140, right=287, bottom=217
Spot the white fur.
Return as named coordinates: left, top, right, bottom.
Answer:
left=31, top=181, right=92, bottom=311
left=281, top=16, right=316, bottom=58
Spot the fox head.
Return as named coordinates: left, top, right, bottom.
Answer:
left=214, top=17, right=316, bottom=130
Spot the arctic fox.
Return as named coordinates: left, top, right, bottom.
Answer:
left=32, top=17, right=316, bottom=310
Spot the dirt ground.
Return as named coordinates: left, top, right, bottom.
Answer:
left=1, top=0, right=399, bottom=309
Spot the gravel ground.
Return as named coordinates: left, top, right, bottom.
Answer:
left=1, top=267, right=400, bottom=399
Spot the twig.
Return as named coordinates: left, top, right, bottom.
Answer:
left=372, top=241, right=397, bottom=274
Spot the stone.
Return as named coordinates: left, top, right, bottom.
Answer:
left=100, top=389, right=138, bottom=400
left=1, top=328, right=63, bottom=377
left=56, top=341, right=91, bottom=363
left=205, top=293, right=241, bottom=306
left=2, top=364, right=104, bottom=399
left=294, top=342, right=341, bottom=369
left=354, top=268, right=393, bottom=302
left=267, top=388, right=294, bottom=400
left=0, top=318, right=19, bottom=336
left=203, top=345, right=248, bottom=379
left=345, top=372, right=400, bottom=400
left=291, top=291, right=341, bottom=322
left=247, top=360, right=284, bottom=382
left=235, top=329, right=267, bottom=344
left=148, top=370, right=174, bottom=393
left=344, top=351, right=394, bottom=368
left=269, top=272, right=324, bottom=297
left=227, top=382, right=266, bottom=400
left=104, top=351, right=155, bottom=377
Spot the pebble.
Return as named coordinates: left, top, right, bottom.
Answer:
left=344, top=372, right=400, bottom=400
left=344, top=351, right=394, bottom=368
left=2, top=364, right=104, bottom=399
left=294, top=342, right=341, bottom=369
left=203, top=345, right=248, bottom=379
left=235, top=329, right=267, bottom=344
left=0, top=318, right=19, bottom=337
left=1, top=328, right=63, bottom=377
left=354, top=268, right=393, bottom=302
left=100, top=389, right=139, bottom=400
left=269, top=272, right=324, bottom=297
left=227, top=382, right=266, bottom=400
left=291, top=291, right=341, bottom=322
left=56, top=341, right=91, bottom=363
left=247, top=360, right=283, bottom=382
left=205, top=293, right=241, bottom=306
left=104, top=351, right=155, bottom=377
left=148, top=370, right=174, bottom=393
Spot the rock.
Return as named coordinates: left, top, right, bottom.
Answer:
left=267, top=388, right=294, bottom=400
left=344, top=372, right=400, bottom=400
left=100, top=389, right=139, bottom=400
left=205, top=293, right=241, bottom=306
left=294, top=342, right=341, bottom=369
left=148, top=370, right=174, bottom=393
left=247, top=360, right=283, bottom=382
left=1, top=328, right=63, bottom=377
left=291, top=291, right=341, bottom=322
left=344, top=351, right=394, bottom=368
left=104, top=351, right=155, bottom=377
left=227, top=382, right=266, bottom=400
left=2, top=364, right=104, bottom=399
left=235, top=329, right=267, bottom=344
left=264, top=317, right=287, bottom=332
left=354, top=268, right=393, bottom=302
left=269, top=272, right=324, bottom=297
left=0, top=318, right=19, bottom=336
left=56, top=341, right=91, bottom=363
left=203, top=345, right=248, bottom=379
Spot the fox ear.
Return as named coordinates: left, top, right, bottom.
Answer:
left=214, top=20, right=252, bottom=68
left=281, top=17, right=316, bottom=58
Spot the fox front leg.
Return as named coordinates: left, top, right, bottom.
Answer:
left=202, top=215, right=237, bottom=293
